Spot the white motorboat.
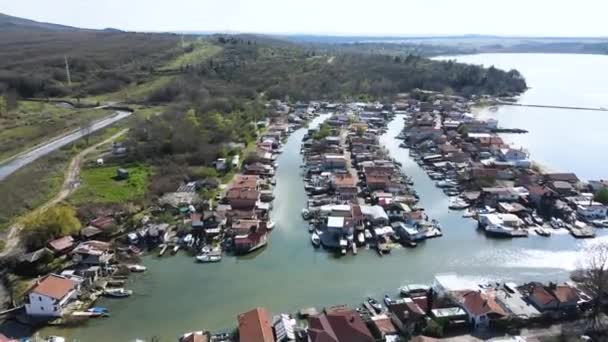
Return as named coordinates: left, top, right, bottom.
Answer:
left=266, top=221, right=276, bottom=230
left=535, top=226, right=551, bottom=237
left=448, top=198, right=469, bottom=210
left=485, top=225, right=528, bottom=238
left=196, top=254, right=222, bottom=263
left=127, top=264, right=147, bottom=273
left=357, top=232, right=365, bottom=244
left=103, top=288, right=133, bottom=298
left=311, top=233, right=321, bottom=247
left=301, top=208, right=311, bottom=220
left=45, top=337, right=66, bottom=342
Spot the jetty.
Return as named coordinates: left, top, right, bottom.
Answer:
left=497, top=101, right=608, bottom=112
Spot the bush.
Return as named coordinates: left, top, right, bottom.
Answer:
left=0, top=239, right=5, bottom=252
left=422, top=319, right=444, bottom=338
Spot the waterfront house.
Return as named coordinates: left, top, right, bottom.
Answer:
left=232, top=175, right=260, bottom=190
left=366, top=175, right=390, bottom=191
left=238, top=307, right=275, bottom=342
left=392, top=222, right=425, bottom=242
left=526, top=283, right=579, bottom=313
left=245, top=162, right=274, bottom=177
left=226, top=189, right=260, bottom=210
left=71, top=240, right=112, bottom=265
left=458, top=291, right=507, bottom=329
left=386, top=202, right=411, bottom=221
left=369, top=314, right=398, bottom=340
left=323, top=154, right=347, bottom=170
left=387, top=298, right=426, bottom=336
left=24, top=274, right=80, bottom=317
left=47, top=236, right=75, bottom=255
left=526, top=185, right=556, bottom=209
left=307, top=306, right=374, bottom=342
left=549, top=181, right=575, bottom=196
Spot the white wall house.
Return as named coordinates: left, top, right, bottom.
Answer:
left=25, top=274, right=80, bottom=317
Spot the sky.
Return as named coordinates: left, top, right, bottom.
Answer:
left=1, top=0, right=607, bottom=37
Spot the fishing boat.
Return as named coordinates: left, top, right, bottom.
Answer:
left=103, top=288, right=133, bottom=298
left=171, top=245, right=180, bottom=255
left=311, top=232, right=321, bottom=247
left=266, top=221, right=276, bottom=230
left=366, top=297, right=383, bottom=313
left=196, top=254, right=222, bottom=263
left=127, top=264, right=147, bottom=273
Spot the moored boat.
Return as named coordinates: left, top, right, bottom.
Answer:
left=196, top=254, right=222, bottom=263
left=311, top=232, right=321, bottom=248
left=103, top=288, right=133, bottom=298
left=127, top=264, right=147, bottom=273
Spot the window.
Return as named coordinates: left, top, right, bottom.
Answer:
left=39, top=296, right=42, bottom=301
left=40, top=306, right=44, bottom=311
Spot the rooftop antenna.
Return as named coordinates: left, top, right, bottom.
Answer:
left=64, top=55, right=72, bottom=86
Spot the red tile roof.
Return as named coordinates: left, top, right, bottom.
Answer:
left=462, top=291, right=506, bottom=317
left=309, top=307, right=373, bottom=342
left=237, top=307, right=274, bottom=342
left=531, top=286, right=558, bottom=306
left=227, top=189, right=259, bottom=200
left=28, top=274, right=77, bottom=300
left=553, top=285, right=579, bottom=304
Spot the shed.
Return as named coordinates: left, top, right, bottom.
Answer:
left=116, top=168, right=129, bottom=180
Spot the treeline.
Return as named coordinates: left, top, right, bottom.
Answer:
left=146, top=35, right=527, bottom=105
left=0, top=29, right=182, bottom=98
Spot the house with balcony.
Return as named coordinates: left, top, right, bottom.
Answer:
left=25, top=274, right=80, bottom=317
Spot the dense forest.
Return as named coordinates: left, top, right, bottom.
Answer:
left=0, top=29, right=182, bottom=98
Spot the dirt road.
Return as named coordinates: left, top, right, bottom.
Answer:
left=0, top=128, right=129, bottom=257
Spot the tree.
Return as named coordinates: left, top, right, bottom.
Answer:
left=594, top=188, right=608, bottom=205
left=356, top=126, right=366, bottom=137
left=0, top=95, right=6, bottom=116
left=21, top=205, right=81, bottom=251
left=577, top=242, right=608, bottom=332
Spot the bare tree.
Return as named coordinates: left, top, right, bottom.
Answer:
left=578, top=242, right=608, bottom=332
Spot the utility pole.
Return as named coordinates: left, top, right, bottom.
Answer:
left=64, top=55, right=72, bottom=86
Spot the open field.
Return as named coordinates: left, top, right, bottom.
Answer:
left=68, top=163, right=149, bottom=205
left=0, top=101, right=109, bottom=161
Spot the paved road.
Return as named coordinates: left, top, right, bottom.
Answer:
left=0, top=129, right=129, bottom=257
left=0, top=110, right=132, bottom=181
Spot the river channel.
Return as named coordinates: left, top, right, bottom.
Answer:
left=39, top=101, right=606, bottom=341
